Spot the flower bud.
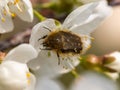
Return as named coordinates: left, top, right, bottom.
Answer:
left=104, top=51, right=120, bottom=72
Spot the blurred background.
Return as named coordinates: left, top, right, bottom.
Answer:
left=88, top=0, right=120, bottom=55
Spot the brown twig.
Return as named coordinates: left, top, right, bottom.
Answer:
left=107, top=0, right=120, bottom=6
left=0, top=29, right=31, bottom=51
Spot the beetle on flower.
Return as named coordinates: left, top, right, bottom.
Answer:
left=28, top=1, right=112, bottom=78
left=0, top=0, right=33, bottom=33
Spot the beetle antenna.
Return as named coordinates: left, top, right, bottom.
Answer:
left=43, top=26, right=52, bottom=32
left=38, top=35, right=47, bottom=41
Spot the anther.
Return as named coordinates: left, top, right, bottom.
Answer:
left=1, top=18, right=5, bottom=22
left=11, top=13, right=16, bottom=18
left=26, top=72, right=31, bottom=78
left=87, top=45, right=91, bottom=50
left=14, top=0, right=20, bottom=5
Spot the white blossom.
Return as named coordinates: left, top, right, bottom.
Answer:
left=0, top=0, right=33, bottom=33
left=78, top=0, right=112, bottom=19
left=28, top=1, right=112, bottom=78
left=35, top=77, right=64, bottom=90
left=0, top=44, right=37, bottom=90
left=104, top=51, right=120, bottom=72
left=70, top=72, right=118, bottom=90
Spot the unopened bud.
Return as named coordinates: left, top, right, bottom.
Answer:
left=102, top=56, right=115, bottom=65
left=0, top=52, right=6, bottom=63
left=103, top=51, right=120, bottom=72
left=86, top=54, right=102, bottom=65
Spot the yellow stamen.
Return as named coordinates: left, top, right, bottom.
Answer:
left=90, top=37, right=94, bottom=40
left=87, top=45, right=91, bottom=50
left=83, top=36, right=94, bottom=41
left=1, top=18, right=5, bottom=22
left=13, top=0, right=22, bottom=12
left=11, top=13, right=16, bottom=18
left=26, top=72, right=31, bottom=78
left=26, top=72, right=31, bottom=84
left=14, top=0, right=20, bottom=5
left=84, top=35, right=88, bottom=41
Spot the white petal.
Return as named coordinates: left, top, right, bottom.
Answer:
left=0, top=3, right=14, bottom=33
left=0, top=61, right=29, bottom=90
left=8, top=0, right=33, bottom=22
left=81, top=36, right=91, bottom=54
left=105, top=72, right=119, bottom=81
left=69, top=0, right=112, bottom=35
left=30, top=19, right=57, bottom=52
left=28, top=51, right=65, bottom=78
left=17, top=0, right=33, bottom=22
left=95, top=0, right=112, bottom=18
left=59, top=56, right=80, bottom=70
left=62, top=2, right=98, bottom=29
left=105, top=52, right=120, bottom=72
left=70, top=72, right=118, bottom=90
left=36, top=77, right=64, bottom=90
left=28, top=50, right=79, bottom=78
left=70, top=14, right=104, bottom=35
left=4, top=44, right=38, bottom=63
left=0, top=15, right=14, bottom=33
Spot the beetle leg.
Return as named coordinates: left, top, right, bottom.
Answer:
left=43, top=26, right=52, bottom=32
left=38, top=35, right=47, bottom=41
left=57, top=52, right=60, bottom=65
left=40, top=47, right=52, bottom=50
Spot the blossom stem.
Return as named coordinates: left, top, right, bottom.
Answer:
left=71, top=69, right=79, bottom=78
left=33, top=9, right=46, bottom=21
left=33, top=9, right=61, bottom=26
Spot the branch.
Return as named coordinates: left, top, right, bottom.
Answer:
left=0, top=29, right=31, bottom=51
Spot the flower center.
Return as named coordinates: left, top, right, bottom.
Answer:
left=8, top=0, right=23, bottom=12
left=26, top=72, right=31, bottom=84
left=0, top=0, right=23, bottom=22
